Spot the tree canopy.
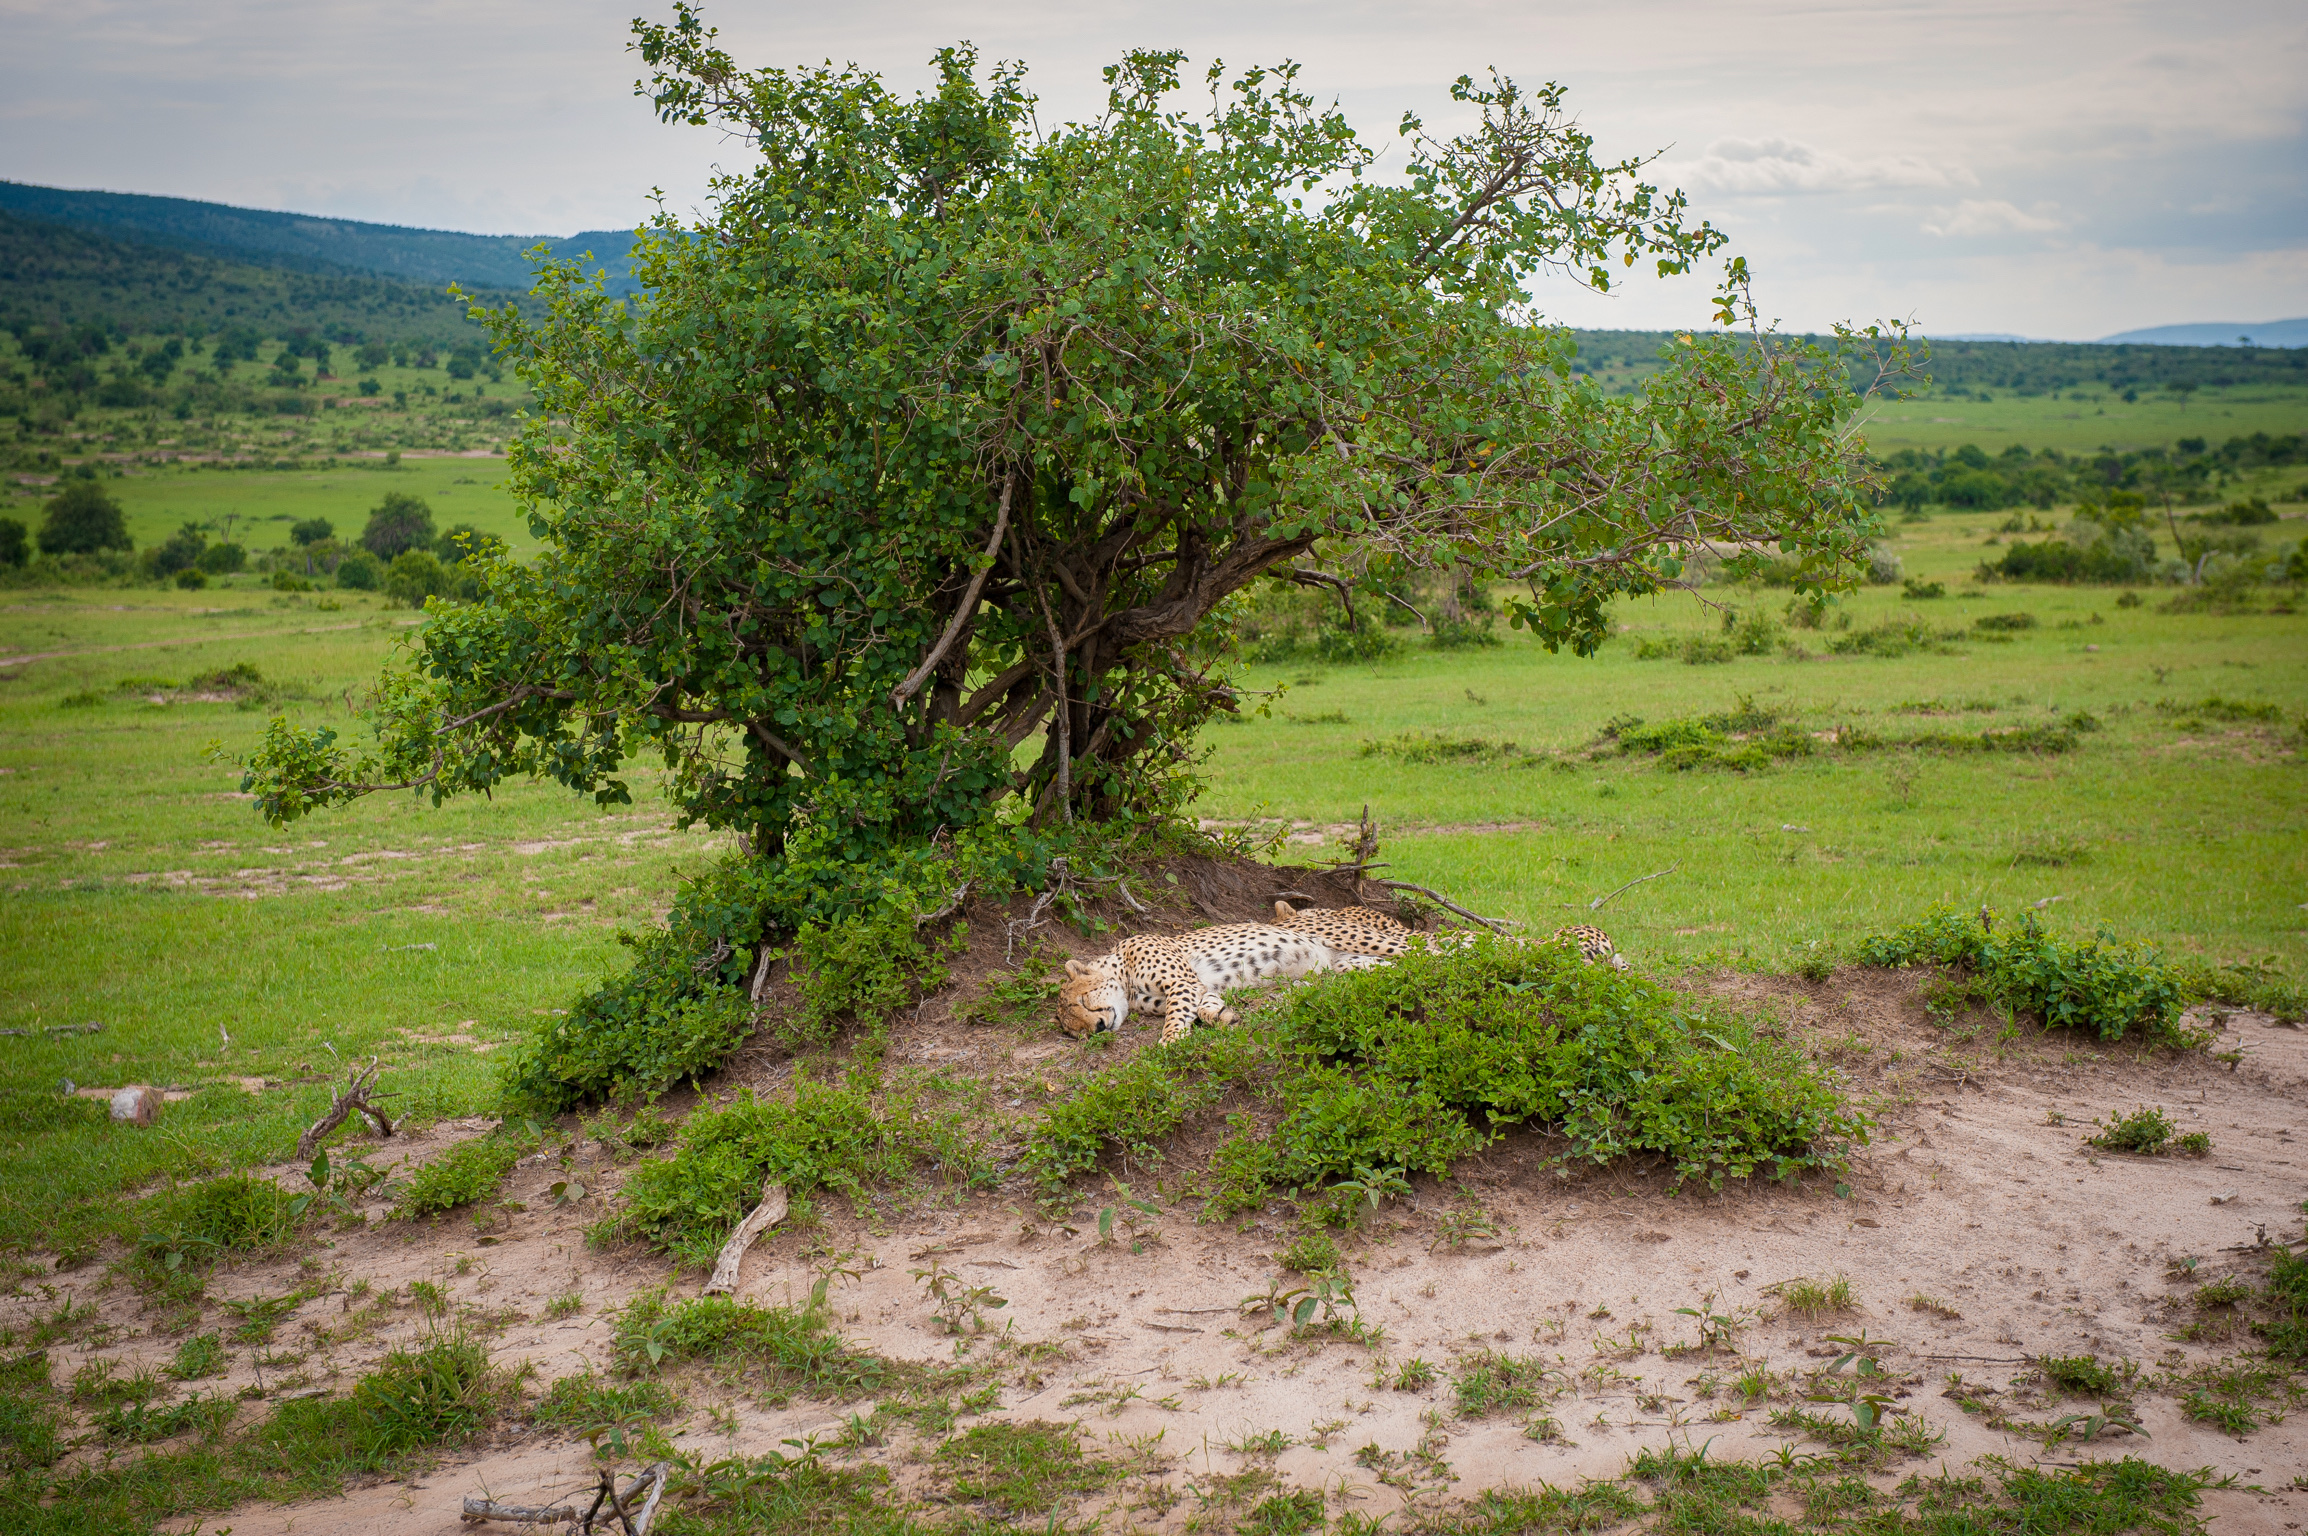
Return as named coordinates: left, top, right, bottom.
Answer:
left=37, top=480, right=131, bottom=556
left=245, top=6, right=1904, bottom=932
left=359, top=493, right=436, bottom=559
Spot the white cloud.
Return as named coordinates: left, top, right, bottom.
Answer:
left=1670, top=137, right=1975, bottom=195
left=1921, top=200, right=2066, bottom=238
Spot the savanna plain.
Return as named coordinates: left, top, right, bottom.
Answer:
left=2, top=385, right=2307, bottom=1536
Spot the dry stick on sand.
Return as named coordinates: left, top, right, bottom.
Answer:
left=293, top=1058, right=395, bottom=1162
left=704, top=1178, right=789, bottom=1296
left=458, top=1495, right=579, bottom=1525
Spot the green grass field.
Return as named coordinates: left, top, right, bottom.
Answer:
left=1202, top=510, right=2308, bottom=974
left=1857, top=383, right=2308, bottom=454
left=0, top=589, right=716, bottom=1255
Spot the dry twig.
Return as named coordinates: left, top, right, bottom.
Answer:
left=294, top=1058, right=395, bottom=1161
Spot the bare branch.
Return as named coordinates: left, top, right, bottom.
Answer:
left=891, top=475, right=1016, bottom=709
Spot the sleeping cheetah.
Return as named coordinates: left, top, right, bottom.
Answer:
left=1285, top=899, right=1627, bottom=971
left=1550, top=923, right=1629, bottom=970
left=1059, top=906, right=1411, bottom=1044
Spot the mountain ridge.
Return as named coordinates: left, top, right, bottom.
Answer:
left=0, top=181, right=640, bottom=296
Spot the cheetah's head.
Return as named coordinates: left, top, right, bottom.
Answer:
left=1058, top=956, right=1128, bottom=1039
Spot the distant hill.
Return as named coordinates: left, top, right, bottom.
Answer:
left=1569, top=328, right=2308, bottom=396
left=2097, top=318, right=2308, bottom=348
left=0, top=181, right=640, bottom=297
left=0, top=210, right=523, bottom=342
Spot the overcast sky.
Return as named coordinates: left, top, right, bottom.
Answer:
left=3, top=0, right=2302, bottom=338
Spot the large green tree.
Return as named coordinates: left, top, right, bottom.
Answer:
left=37, top=479, right=132, bottom=556
left=247, top=6, right=1903, bottom=923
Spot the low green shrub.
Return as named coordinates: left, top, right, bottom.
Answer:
left=390, top=1134, right=525, bottom=1219
left=532, top=1373, right=680, bottom=1436
left=132, top=1175, right=308, bottom=1289
left=609, top=1079, right=917, bottom=1268
left=1973, top=611, right=2039, bottom=632
left=1856, top=908, right=2193, bottom=1044
left=251, top=1331, right=506, bottom=1467
left=1025, top=935, right=1864, bottom=1210
left=499, top=927, right=755, bottom=1111
left=1828, top=618, right=1963, bottom=658
left=2038, top=1354, right=2139, bottom=1398
left=609, top=1290, right=887, bottom=1397
left=1360, top=732, right=1526, bottom=764
left=936, top=1420, right=1113, bottom=1515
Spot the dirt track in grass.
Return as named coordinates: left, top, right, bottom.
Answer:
left=12, top=865, right=2306, bottom=1534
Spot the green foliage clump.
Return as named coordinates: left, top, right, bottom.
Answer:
left=609, top=1290, right=886, bottom=1397
left=36, top=480, right=131, bottom=556
left=1988, top=524, right=2157, bottom=583
left=333, top=549, right=381, bottom=590
left=165, top=1334, right=226, bottom=1382
left=133, top=1175, right=308, bottom=1287
left=256, top=1331, right=505, bottom=1464
left=390, top=1133, right=525, bottom=1219
left=1828, top=617, right=1963, bottom=657
left=1360, top=732, right=1526, bottom=765
left=2087, top=1106, right=2181, bottom=1155
left=532, top=1373, right=680, bottom=1436
left=359, top=492, right=436, bottom=559
left=500, top=927, right=754, bottom=1112
left=936, top=1420, right=1113, bottom=1515
left=1972, top=611, right=2038, bottom=631
left=2038, top=1354, right=2139, bottom=1399
left=1600, top=702, right=1811, bottom=772
left=610, top=1080, right=915, bottom=1267
left=1026, top=935, right=1862, bottom=1211
left=1453, top=1351, right=1557, bottom=1417
left=383, top=549, right=450, bottom=607
left=0, top=518, right=27, bottom=568
left=1856, top=907, right=2193, bottom=1044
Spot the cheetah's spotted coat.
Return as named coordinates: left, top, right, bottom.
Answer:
left=1057, top=904, right=1629, bottom=1044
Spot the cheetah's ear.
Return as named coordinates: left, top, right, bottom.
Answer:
left=1273, top=900, right=1297, bottom=921
left=1064, top=958, right=1092, bottom=979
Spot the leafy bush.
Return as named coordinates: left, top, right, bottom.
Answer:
left=359, top=492, right=435, bottom=559
left=1427, top=613, right=1501, bottom=649
left=2088, top=1106, right=2178, bottom=1154
left=333, top=549, right=381, bottom=590
left=1600, top=703, right=1812, bottom=771
left=390, top=1134, right=525, bottom=1219
left=608, top=1290, right=886, bottom=1396
left=1828, top=618, right=1962, bottom=657
left=500, top=928, right=755, bottom=1112
left=1856, top=908, right=2192, bottom=1043
left=532, top=1373, right=680, bottom=1435
left=1987, top=524, right=2159, bottom=584
left=1026, top=935, right=1864, bottom=1209
left=1973, top=611, right=2038, bottom=632
left=134, top=1175, right=308, bottom=1282
left=610, top=1079, right=917, bottom=1267
left=253, top=1330, right=504, bottom=1466
left=1313, top=618, right=1400, bottom=663
left=2038, top=1353, right=2139, bottom=1398
left=383, top=549, right=449, bottom=606
left=1360, top=732, right=1525, bottom=765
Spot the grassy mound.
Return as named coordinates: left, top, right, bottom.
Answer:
left=1030, top=934, right=1864, bottom=1212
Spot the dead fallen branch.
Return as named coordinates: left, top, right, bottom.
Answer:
left=1587, top=863, right=1680, bottom=911
left=293, top=1058, right=395, bottom=1161
left=1370, top=880, right=1511, bottom=934
left=704, top=1179, right=789, bottom=1295
left=460, top=1496, right=579, bottom=1525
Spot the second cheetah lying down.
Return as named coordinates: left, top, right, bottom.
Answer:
left=1057, top=903, right=1625, bottom=1043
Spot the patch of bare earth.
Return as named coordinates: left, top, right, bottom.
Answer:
left=12, top=865, right=2305, bottom=1533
